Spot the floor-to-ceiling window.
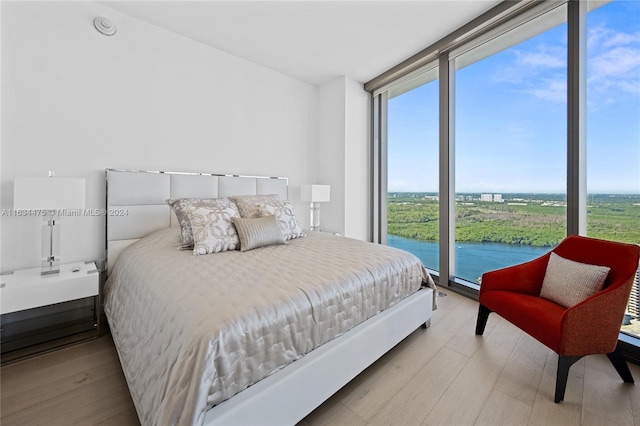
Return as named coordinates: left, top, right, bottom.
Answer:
left=453, top=4, right=568, bottom=284
left=370, top=0, right=640, bottom=356
left=387, top=68, right=440, bottom=272
left=585, top=0, right=640, bottom=342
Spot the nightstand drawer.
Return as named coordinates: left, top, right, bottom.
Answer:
left=0, top=262, right=99, bottom=315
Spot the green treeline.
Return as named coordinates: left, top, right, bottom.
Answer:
left=388, top=193, right=640, bottom=247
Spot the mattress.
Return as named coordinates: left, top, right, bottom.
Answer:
left=104, top=227, right=434, bottom=425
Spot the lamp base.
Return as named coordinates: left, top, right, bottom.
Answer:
left=310, top=202, right=321, bottom=232
left=41, top=218, right=60, bottom=275
left=41, top=260, right=60, bottom=275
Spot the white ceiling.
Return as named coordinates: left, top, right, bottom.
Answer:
left=101, top=1, right=503, bottom=86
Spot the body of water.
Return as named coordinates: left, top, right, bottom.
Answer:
left=387, top=234, right=550, bottom=284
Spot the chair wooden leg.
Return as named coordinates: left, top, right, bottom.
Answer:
left=475, top=304, right=492, bottom=336
left=555, top=355, right=582, bottom=403
left=606, top=344, right=635, bottom=384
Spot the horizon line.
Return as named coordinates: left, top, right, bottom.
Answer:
left=388, top=191, right=640, bottom=195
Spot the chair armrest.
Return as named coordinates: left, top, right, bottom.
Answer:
left=560, top=276, right=635, bottom=356
left=480, top=253, right=550, bottom=297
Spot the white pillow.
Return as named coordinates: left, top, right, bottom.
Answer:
left=167, top=198, right=231, bottom=250
left=257, top=199, right=306, bottom=240
left=185, top=202, right=241, bottom=255
left=539, top=252, right=610, bottom=308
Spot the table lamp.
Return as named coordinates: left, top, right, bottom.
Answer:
left=14, top=172, right=86, bottom=275
left=301, top=184, right=330, bottom=232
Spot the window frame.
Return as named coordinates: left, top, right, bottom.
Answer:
left=369, top=0, right=640, bottom=359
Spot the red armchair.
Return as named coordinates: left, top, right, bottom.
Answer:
left=475, top=235, right=640, bottom=403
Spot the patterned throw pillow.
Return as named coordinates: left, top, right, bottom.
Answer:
left=166, top=198, right=232, bottom=250
left=228, top=194, right=279, bottom=219
left=184, top=201, right=241, bottom=255
left=257, top=199, right=305, bottom=240
left=232, top=215, right=286, bottom=252
left=539, top=252, right=610, bottom=308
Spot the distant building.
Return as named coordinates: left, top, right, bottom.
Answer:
left=480, top=193, right=503, bottom=203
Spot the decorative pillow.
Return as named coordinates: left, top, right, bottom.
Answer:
left=257, top=199, right=306, bottom=240
left=184, top=202, right=241, bottom=255
left=539, top=252, right=611, bottom=308
left=232, top=215, right=286, bottom=252
left=167, top=198, right=237, bottom=250
left=228, top=194, right=279, bottom=219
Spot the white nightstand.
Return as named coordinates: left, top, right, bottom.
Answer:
left=1, top=262, right=99, bottom=314
left=0, top=261, right=100, bottom=363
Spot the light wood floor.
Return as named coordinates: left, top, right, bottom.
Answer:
left=2, top=288, right=639, bottom=425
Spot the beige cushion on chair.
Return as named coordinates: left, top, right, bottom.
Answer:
left=540, top=252, right=610, bottom=308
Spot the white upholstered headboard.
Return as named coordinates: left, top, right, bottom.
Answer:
left=105, top=169, right=288, bottom=275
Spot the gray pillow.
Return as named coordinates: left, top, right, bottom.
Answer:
left=539, top=252, right=610, bottom=308
left=228, top=194, right=279, bottom=219
left=257, top=199, right=306, bottom=240
left=232, top=215, right=286, bottom=252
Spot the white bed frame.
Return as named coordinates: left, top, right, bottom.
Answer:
left=105, top=168, right=433, bottom=426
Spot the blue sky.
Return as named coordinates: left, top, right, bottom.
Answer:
left=388, top=0, right=639, bottom=194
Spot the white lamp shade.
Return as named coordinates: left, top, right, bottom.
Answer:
left=301, top=184, right=330, bottom=203
left=14, top=177, right=86, bottom=210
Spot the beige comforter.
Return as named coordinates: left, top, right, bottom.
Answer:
left=105, top=228, right=434, bottom=425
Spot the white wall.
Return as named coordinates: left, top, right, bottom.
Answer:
left=344, top=78, right=370, bottom=241
left=317, top=76, right=370, bottom=241
left=316, top=77, right=346, bottom=236
left=0, top=1, right=318, bottom=272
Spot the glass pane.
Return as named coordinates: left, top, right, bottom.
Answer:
left=387, top=69, right=439, bottom=271
left=586, top=0, right=640, bottom=341
left=454, top=6, right=568, bottom=284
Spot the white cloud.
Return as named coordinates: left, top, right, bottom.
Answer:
left=492, top=44, right=566, bottom=103
left=586, top=23, right=640, bottom=103
left=520, top=78, right=566, bottom=103
left=588, top=44, right=640, bottom=97
left=587, top=26, right=609, bottom=50
left=602, top=32, right=640, bottom=48
left=491, top=22, right=639, bottom=105
left=588, top=23, right=640, bottom=49
left=517, top=49, right=565, bottom=69
left=493, top=46, right=565, bottom=85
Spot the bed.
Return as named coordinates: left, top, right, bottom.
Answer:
left=103, top=169, right=435, bottom=426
